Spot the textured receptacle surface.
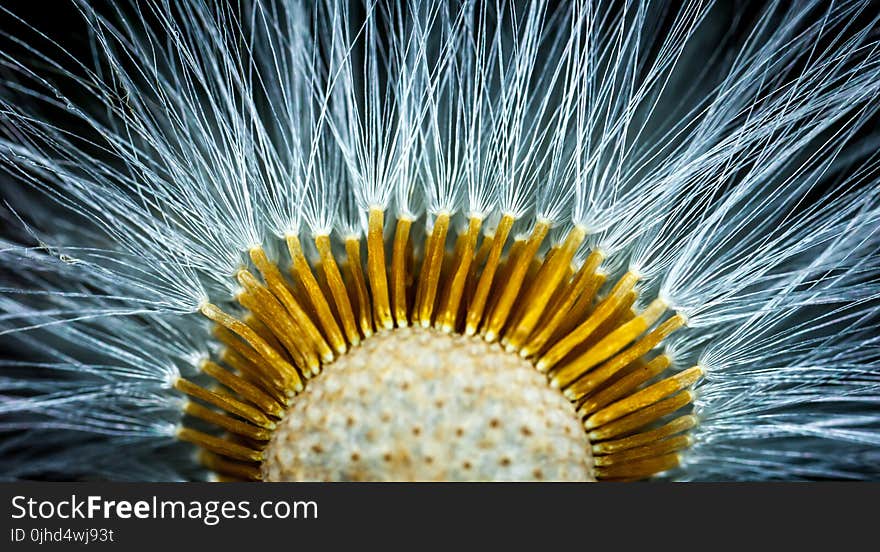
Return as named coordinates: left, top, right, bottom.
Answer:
left=262, top=327, right=594, bottom=481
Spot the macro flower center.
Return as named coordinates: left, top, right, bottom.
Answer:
left=261, top=326, right=594, bottom=481
left=174, top=209, right=701, bottom=482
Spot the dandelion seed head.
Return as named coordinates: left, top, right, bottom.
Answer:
left=0, top=0, right=878, bottom=481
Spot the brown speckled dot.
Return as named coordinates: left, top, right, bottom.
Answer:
left=261, top=326, right=595, bottom=481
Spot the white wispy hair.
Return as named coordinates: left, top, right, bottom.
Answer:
left=0, top=0, right=877, bottom=480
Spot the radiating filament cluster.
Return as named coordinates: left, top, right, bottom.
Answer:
left=175, top=209, right=702, bottom=481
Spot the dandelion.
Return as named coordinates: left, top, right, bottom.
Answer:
left=0, top=0, right=878, bottom=481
